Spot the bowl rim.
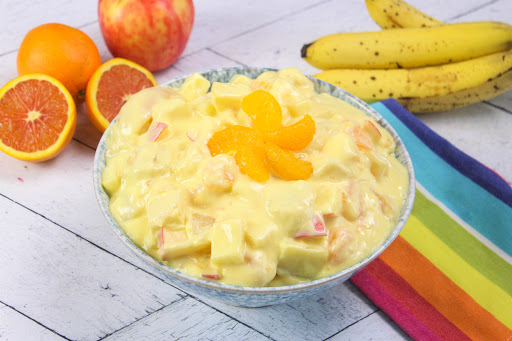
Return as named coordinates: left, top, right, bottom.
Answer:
left=93, top=66, right=416, bottom=294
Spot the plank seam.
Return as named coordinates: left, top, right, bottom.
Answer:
left=446, top=0, right=500, bottom=21
left=483, top=100, right=512, bottom=116
left=0, top=299, right=71, bottom=341
left=97, top=295, right=188, bottom=340
left=322, top=309, right=382, bottom=340
left=0, top=193, right=274, bottom=340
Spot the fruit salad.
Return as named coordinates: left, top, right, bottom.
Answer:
left=101, top=68, right=408, bottom=287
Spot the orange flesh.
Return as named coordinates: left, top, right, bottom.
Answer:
left=241, top=90, right=282, bottom=132
left=208, top=90, right=316, bottom=182
left=264, top=142, right=313, bottom=181
left=264, top=114, right=316, bottom=151
left=96, top=64, right=156, bottom=122
left=0, top=79, right=68, bottom=152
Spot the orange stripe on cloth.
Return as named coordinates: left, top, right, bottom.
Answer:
left=379, top=235, right=512, bottom=341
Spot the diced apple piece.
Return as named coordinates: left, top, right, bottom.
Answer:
left=211, top=82, right=251, bottom=111
left=211, top=218, right=246, bottom=266
left=201, top=273, right=221, bottom=280
left=323, top=133, right=359, bottom=164
left=186, top=212, right=215, bottom=235
left=147, top=121, right=168, bottom=142
left=328, top=226, right=358, bottom=265
left=160, top=228, right=188, bottom=246
left=315, top=183, right=342, bottom=217
left=348, top=126, right=373, bottom=151
left=372, top=189, right=395, bottom=218
left=294, top=213, right=327, bottom=238
left=179, top=73, right=211, bottom=102
left=264, top=181, right=316, bottom=237
left=117, top=87, right=175, bottom=136
left=152, top=96, right=191, bottom=124
left=363, top=120, right=382, bottom=144
left=369, top=152, right=390, bottom=180
left=202, top=155, right=238, bottom=193
left=310, top=154, right=351, bottom=182
left=277, top=238, right=328, bottom=278
left=341, top=181, right=363, bottom=221
left=146, top=188, right=189, bottom=230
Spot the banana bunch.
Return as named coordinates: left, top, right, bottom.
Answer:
left=302, top=0, right=512, bottom=113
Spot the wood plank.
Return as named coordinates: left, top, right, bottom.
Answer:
left=417, top=102, right=512, bottom=183
left=0, top=141, right=175, bottom=283
left=103, top=297, right=269, bottom=341
left=0, top=302, right=65, bottom=341
left=0, top=195, right=183, bottom=341
left=0, top=0, right=98, bottom=54
left=198, top=281, right=378, bottom=340
left=328, top=310, right=411, bottom=340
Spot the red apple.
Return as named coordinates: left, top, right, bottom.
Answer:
left=98, top=0, right=194, bottom=71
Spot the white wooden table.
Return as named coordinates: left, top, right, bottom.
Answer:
left=1, top=1, right=511, bottom=340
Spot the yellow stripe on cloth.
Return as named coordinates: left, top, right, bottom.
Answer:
left=401, top=215, right=512, bottom=328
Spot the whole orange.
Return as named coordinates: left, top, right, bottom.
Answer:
left=17, top=23, right=102, bottom=103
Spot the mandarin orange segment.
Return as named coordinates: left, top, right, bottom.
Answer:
left=235, top=145, right=269, bottom=182
left=264, top=142, right=313, bottom=181
left=207, top=125, right=262, bottom=156
left=264, top=114, right=316, bottom=151
left=207, top=125, right=269, bottom=182
left=241, top=90, right=282, bottom=132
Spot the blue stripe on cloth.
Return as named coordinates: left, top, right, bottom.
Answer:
left=381, top=99, right=512, bottom=208
left=370, top=100, right=512, bottom=257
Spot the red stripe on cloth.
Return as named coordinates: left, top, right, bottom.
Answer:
left=356, top=258, right=471, bottom=341
left=351, top=268, right=441, bottom=341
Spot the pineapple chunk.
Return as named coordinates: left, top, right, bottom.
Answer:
left=179, top=73, right=211, bottom=101
left=211, top=218, right=246, bottom=266
left=122, top=216, right=151, bottom=249
left=264, top=181, right=316, bottom=237
left=146, top=188, right=189, bottom=230
left=229, top=74, right=252, bottom=85
left=245, top=221, right=279, bottom=249
left=185, top=211, right=215, bottom=242
left=322, top=133, right=359, bottom=164
left=102, top=151, right=130, bottom=195
left=369, top=151, right=390, bottom=180
left=315, top=183, right=342, bottom=217
left=152, top=96, right=191, bottom=124
left=158, top=228, right=211, bottom=260
left=211, top=82, right=251, bottom=111
left=278, top=238, right=328, bottom=279
left=288, top=99, right=312, bottom=118
left=341, top=181, right=362, bottom=221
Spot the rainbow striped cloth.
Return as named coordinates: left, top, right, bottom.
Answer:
left=350, top=99, right=512, bottom=340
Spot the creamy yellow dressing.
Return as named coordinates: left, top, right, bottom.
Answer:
left=102, top=68, right=408, bottom=287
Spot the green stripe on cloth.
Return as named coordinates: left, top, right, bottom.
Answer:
left=412, top=189, right=512, bottom=297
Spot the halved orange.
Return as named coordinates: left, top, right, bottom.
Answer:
left=0, top=74, right=76, bottom=162
left=85, top=58, right=157, bottom=133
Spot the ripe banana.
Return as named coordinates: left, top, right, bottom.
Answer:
left=313, top=50, right=512, bottom=103
left=301, top=21, right=512, bottom=70
left=365, top=0, right=443, bottom=29
left=398, top=69, right=512, bottom=113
